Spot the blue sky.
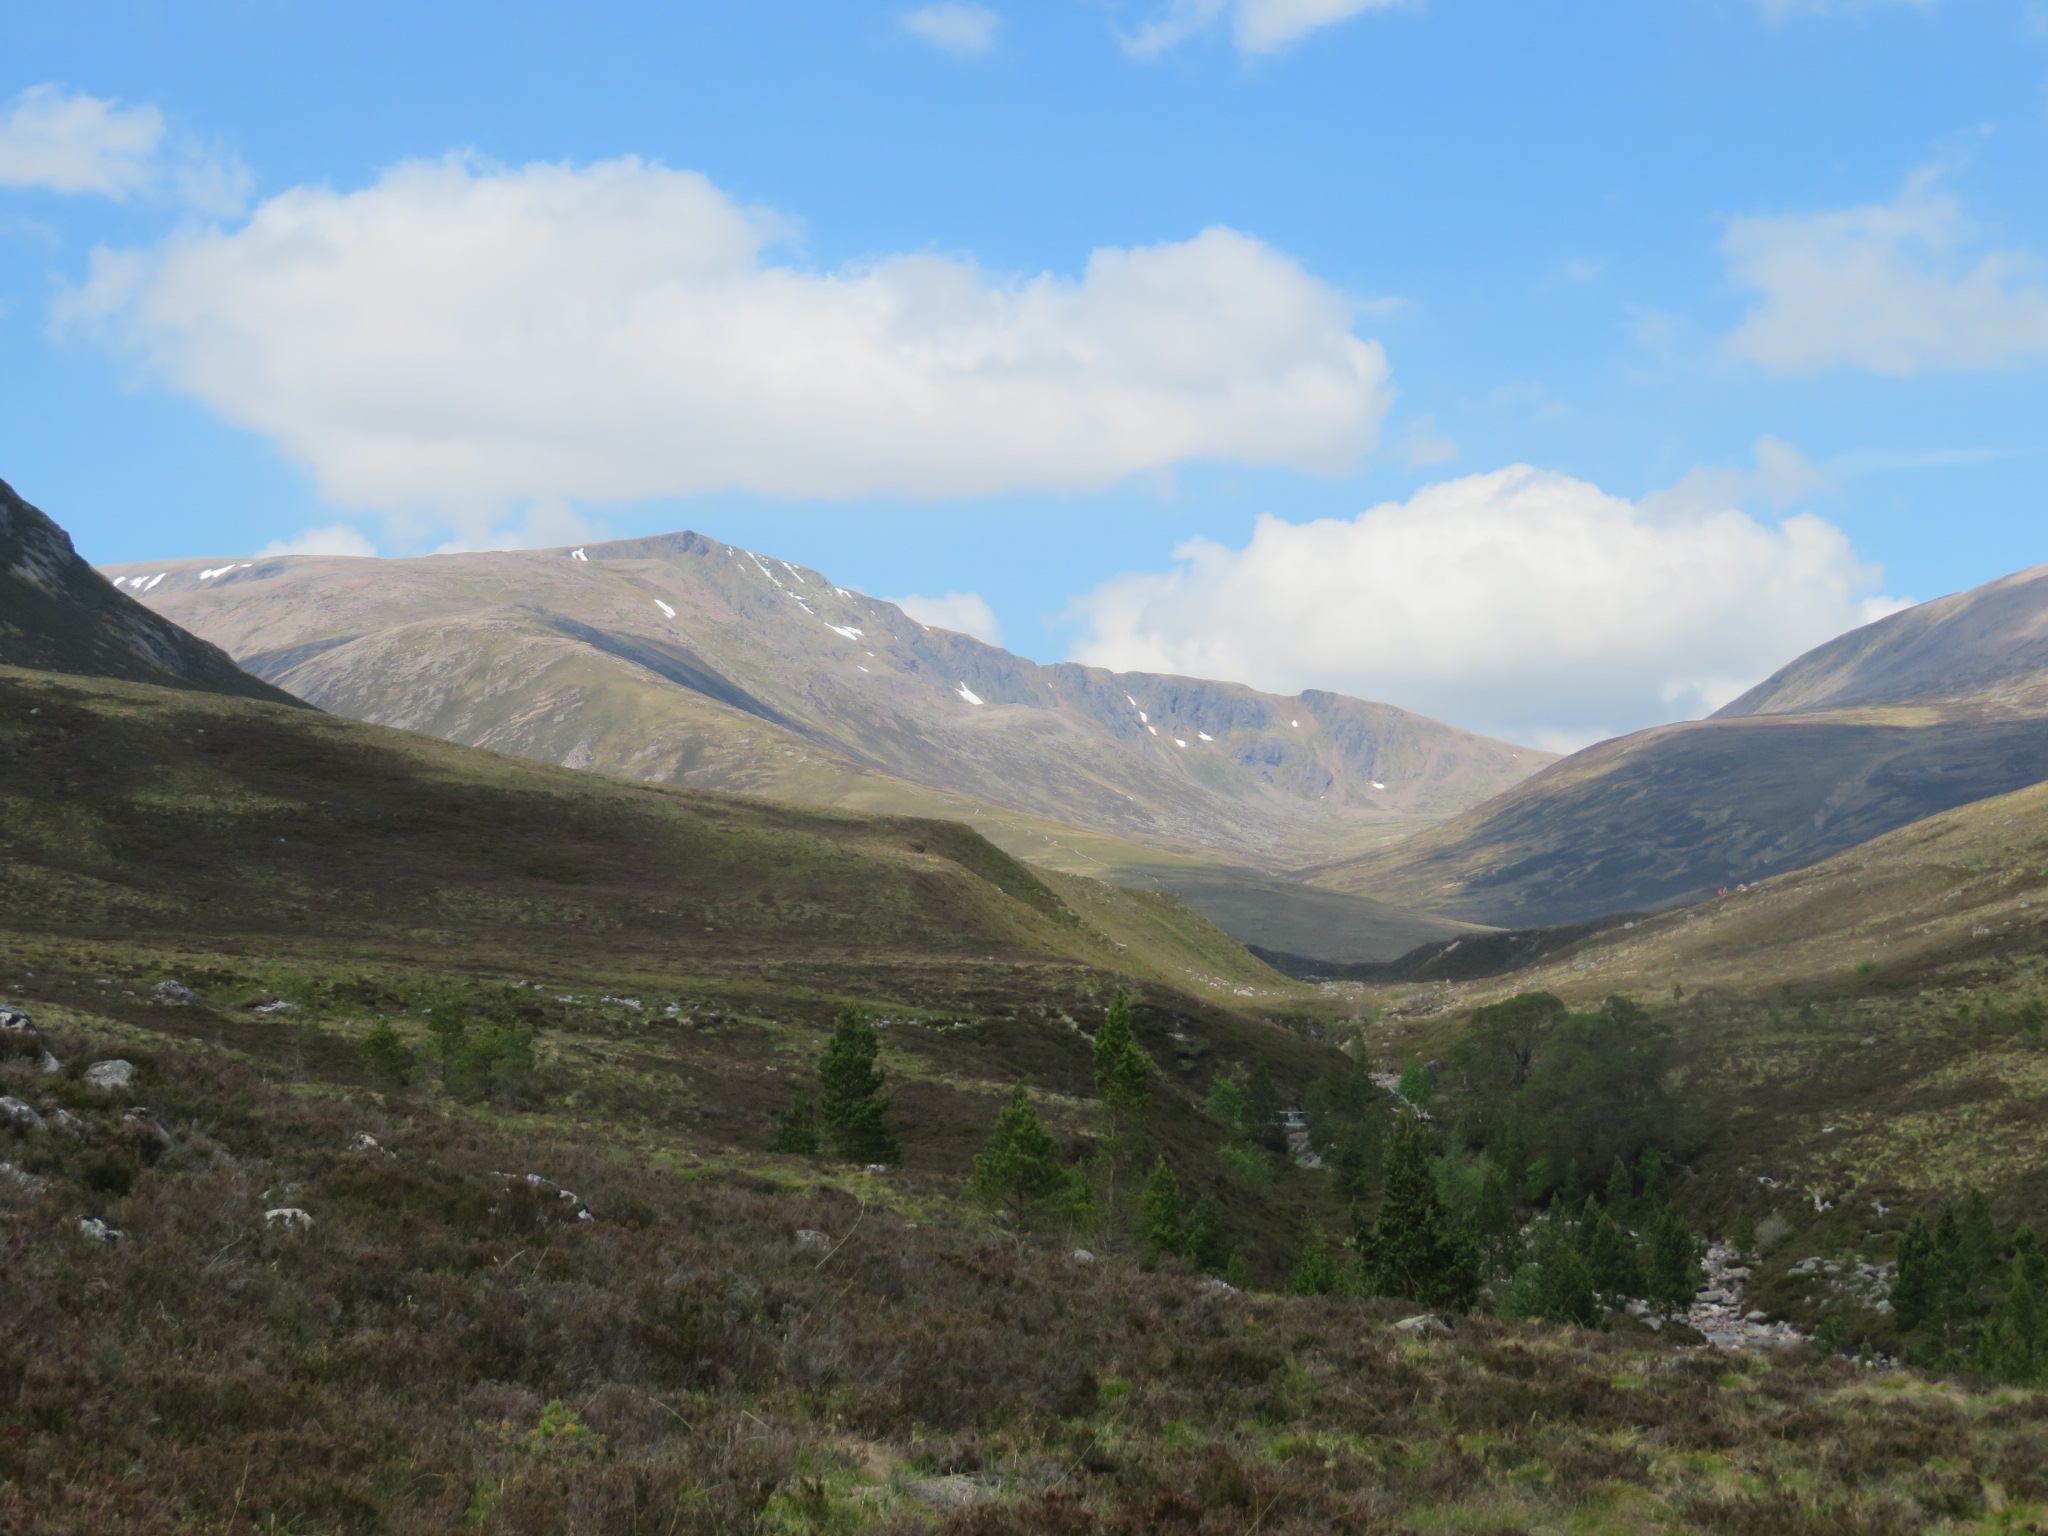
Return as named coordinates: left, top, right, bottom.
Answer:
left=2, top=0, right=2043, bottom=746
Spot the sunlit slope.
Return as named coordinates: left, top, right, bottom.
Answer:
left=0, top=665, right=1301, bottom=1007
left=1718, top=559, right=2048, bottom=718
left=0, top=476, right=298, bottom=707
left=103, top=532, right=1551, bottom=870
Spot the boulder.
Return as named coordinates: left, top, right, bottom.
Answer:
left=794, top=1229, right=832, bottom=1252
left=38, top=1052, right=60, bottom=1075
left=264, top=1207, right=315, bottom=1232
left=1070, top=1249, right=1095, bottom=1263
left=82, top=1060, right=134, bottom=1090
left=0, top=1096, right=45, bottom=1133
left=1197, top=1276, right=1240, bottom=1295
left=0, top=1161, right=48, bottom=1193
left=150, top=980, right=200, bottom=1004
left=77, top=1216, right=120, bottom=1243
left=1393, top=1314, right=1453, bottom=1337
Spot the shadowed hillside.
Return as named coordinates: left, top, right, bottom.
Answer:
left=0, top=477, right=299, bottom=707
left=1309, top=564, right=2048, bottom=928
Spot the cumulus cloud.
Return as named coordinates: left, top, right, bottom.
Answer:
left=1066, top=446, right=1900, bottom=747
left=0, top=84, right=162, bottom=198
left=0, top=84, right=248, bottom=213
left=64, top=154, right=1389, bottom=538
left=885, top=590, right=1005, bottom=646
left=256, top=523, right=378, bottom=558
left=901, top=3, right=1001, bottom=55
left=1725, top=171, right=2048, bottom=374
left=1124, top=0, right=1402, bottom=56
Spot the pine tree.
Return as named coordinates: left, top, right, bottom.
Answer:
left=818, top=1005, right=899, bottom=1164
left=1329, top=1117, right=1384, bottom=1204
left=1891, top=1212, right=1944, bottom=1332
left=1602, top=1155, right=1635, bottom=1221
left=1138, top=1156, right=1187, bottom=1259
left=1468, top=1157, right=1523, bottom=1278
left=1635, top=1146, right=1673, bottom=1210
left=1958, top=1189, right=1999, bottom=1294
left=1643, top=1204, right=1703, bottom=1313
left=1502, top=1218, right=1599, bottom=1327
left=1289, top=1222, right=1348, bottom=1297
left=971, top=1088, right=1073, bottom=1226
left=1092, top=989, right=1154, bottom=1126
left=1244, top=1063, right=1286, bottom=1151
left=1182, top=1193, right=1233, bottom=1275
left=1578, top=1198, right=1645, bottom=1302
left=769, top=1095, right=821, bottom=1155
left=1204, top=1073, right=1253, bottom=1139
left=1355, top=1114, right=1479, bottom=1311
left=1970, top=1232, right=2045, bottom=1386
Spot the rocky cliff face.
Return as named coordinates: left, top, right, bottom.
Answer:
left=0, top=478, right=300, bottom=706
left=103, top=529, right=1550, bottom=870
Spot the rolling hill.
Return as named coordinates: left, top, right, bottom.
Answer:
left=1308, top=562, right=2048, bottom=928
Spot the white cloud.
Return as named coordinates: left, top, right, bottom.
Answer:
left=0, top=84, right=162, bottom=198
left=1066, top=445, right=1900, bottom=745
left=65, top=154, right=1389, bottom=537
left=1124, top=0, right=1402, bottom=57
left=886, top=591, right=1005, bottom=646
left=0, top=83, right=248, bottom=214
left=431, top=498, right=608, bottom=554
left=1725, top=171, right=2048, bottom=374
left=901, top=3, right=1001, bottom=56
left=256, top=523, right=378, bottom=558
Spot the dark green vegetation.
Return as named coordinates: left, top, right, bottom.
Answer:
left=103, top=530, right=1540, bottom=961
left=1890, top=1194, right=2047, bottom=1386
left=0, top=477, right=299, bottom=706
left=1310, top=562, right=2048, bottom=927
left=12, top=1015, right=2048, bottom=1536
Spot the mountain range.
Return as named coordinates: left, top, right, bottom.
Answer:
left=100, top=527, right=1546, bottom=958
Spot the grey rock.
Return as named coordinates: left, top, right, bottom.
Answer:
left=795, top=1229, right=832, bottom=1252
left=82, top=1059, right=134, bottom=1090
left=38, top=1051, right=59, bottom=1075
left=1394, top=1313, right=1453, bottom=1336
left=0, top=1160, right=48, bottom=1193
left=1197, top=1276, right=1240, bottom=1295
left=0, top=1096, right=45, bottom=1133
left=264, top=1207, right=315, bottom=1231
left=44, top=1107, right=85, bottom=1138
left=1070, top=1249, right=1095, bottom=1263
left=151, top=980, right=201, bottom=1003
left=77, top=1216, right=120, bottom=1242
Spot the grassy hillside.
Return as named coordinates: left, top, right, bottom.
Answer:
left=1354, top=775, right=2048, bottom=1360
left=3, top=673, right=2046, bottom=1532
left=0, top=665, right=1304, bottom=1010
left=1309, top=705, right=2048, bottom=927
